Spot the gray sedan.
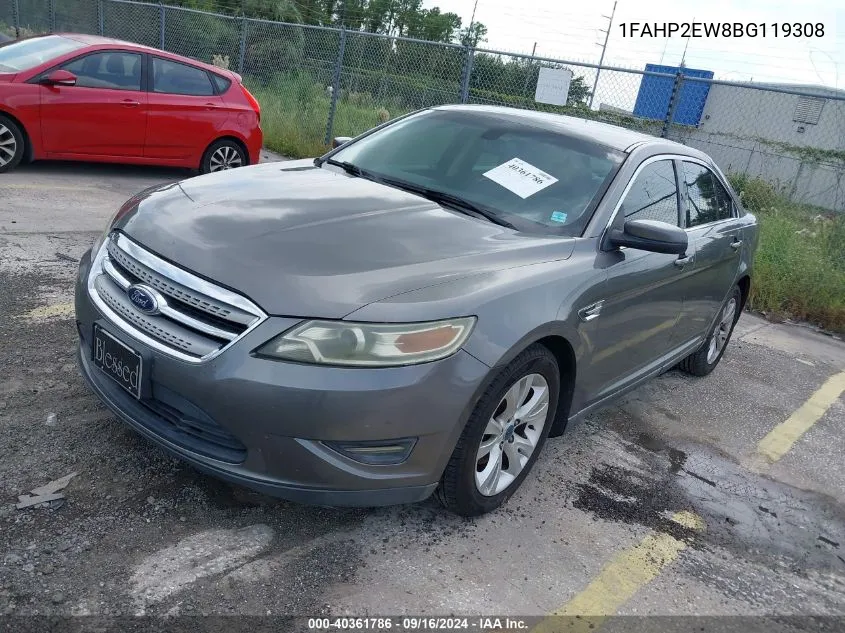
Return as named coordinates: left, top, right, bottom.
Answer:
left=74, top=105, right=758, bottom=516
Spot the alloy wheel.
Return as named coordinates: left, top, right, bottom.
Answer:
left=475, top=373, right=550, bottom=496
left=707, top=297, right=737, bottom=364
left=0, top=124, right=17, bottom=168
left=209, top=145, right=243, bottom=172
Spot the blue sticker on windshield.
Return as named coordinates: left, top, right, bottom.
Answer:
left=550, top=211, right=568, bottom=223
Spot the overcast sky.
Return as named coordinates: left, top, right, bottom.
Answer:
left=426, top=0, right=843, bottom=92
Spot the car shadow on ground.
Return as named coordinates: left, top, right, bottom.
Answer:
left=14, top=160, right=194, bottom=182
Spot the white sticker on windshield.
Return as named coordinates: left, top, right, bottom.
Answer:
left=482, top=158, right=558, bottom=199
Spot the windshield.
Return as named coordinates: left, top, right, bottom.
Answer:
left=0, top=35, right=85, bottom=72
left=329, top=109, right=625, bottom=236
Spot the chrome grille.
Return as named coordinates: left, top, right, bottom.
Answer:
left=88, top=233, right=266, bottom=363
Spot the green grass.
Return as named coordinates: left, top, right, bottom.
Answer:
left=730, top=175, right=845, bottom=334
left=246, top=74, right=410, bottom=158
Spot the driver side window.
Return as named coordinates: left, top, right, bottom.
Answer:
left=619, top=160, right=681, bottom=226
left=62, top=51, right=142, bottom=91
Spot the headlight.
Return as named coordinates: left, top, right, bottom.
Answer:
left=256, top=317, right=477, bottom=367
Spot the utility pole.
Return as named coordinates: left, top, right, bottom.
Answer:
left=589, top=0, right=616, bottom=109
left=467, top=0, right=479, bottom=44
left=680, top=15, right=694, bottom=67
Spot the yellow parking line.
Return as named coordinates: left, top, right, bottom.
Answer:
left=756, top=371, right=845, bottom=463
left=16, top=302, right=75, bottom=320
left=531, top=511, right=705, bottom=633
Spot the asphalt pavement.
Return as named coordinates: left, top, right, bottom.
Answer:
left=0, top=158, right=843, bottom=631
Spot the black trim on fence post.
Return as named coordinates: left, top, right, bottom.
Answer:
left=97, top=0, right=104, bottom=36
left=159, top=3, right=165, bottom=49
left=662, top=70, right=684, bottom=139
left=13, top=0, right=20, bottom=39
left=49, top=0, right=55, bottom=33
left=460, top=46, right=475, bottom=104
left=238, top=17, right=247, bottom=74
left=325, top=27, right=347, bottom=147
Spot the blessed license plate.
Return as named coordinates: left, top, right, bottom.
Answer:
left=92, top=325, right=143, bottom=399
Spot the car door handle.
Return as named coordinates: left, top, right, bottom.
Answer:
left=205, top=103, right=219, bottom=110
left=121, top=99, right=140, bottom=107
left=674, top=255, right=694, bottom=267
left=730, top=239, right=743, bottom=250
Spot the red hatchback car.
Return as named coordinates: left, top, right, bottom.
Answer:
left=0, top=33, right=262, bottom=173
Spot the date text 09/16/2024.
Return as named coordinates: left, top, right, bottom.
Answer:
left=307, top=617, right=529, bottom=631
left=618, top=22, right=825, bottom=38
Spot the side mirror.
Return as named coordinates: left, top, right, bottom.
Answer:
left=609, top=219, right=688, bottom=255
left=332, top=136, right=352, bottom=149
left=42, top=69, right=77, bottom=87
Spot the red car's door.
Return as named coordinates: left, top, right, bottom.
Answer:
left=144, top=56, right=224, bottom=161
left=39, top=50, right=147, bottom=156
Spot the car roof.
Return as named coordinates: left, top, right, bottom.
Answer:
left=433, top=104, right=692, bottom=153
left=54, top=33, right=232, bottom=76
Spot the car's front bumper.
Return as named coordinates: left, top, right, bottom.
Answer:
left=74, top=247, right=491, bottom=506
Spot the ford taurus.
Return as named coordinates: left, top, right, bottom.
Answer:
left=74, top=105, right=758, bottom=516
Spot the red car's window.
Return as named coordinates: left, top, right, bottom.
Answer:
left=62, top=51, right=142, bottom=91
left=0, top=35, right=85, bottom=72
left=152, top=57, right=214, bottom=96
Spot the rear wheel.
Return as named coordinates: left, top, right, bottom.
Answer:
left=0, top=116, right=25, bottom=174
left=437, top=344, right=560, bottom=516
left=678, top=285, right=742, bottom=376
left=200, top=139, right=246, bottom=174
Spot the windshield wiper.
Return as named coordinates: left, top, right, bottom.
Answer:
left=321, top=162, right=516, bottom=230
left=324, top=159, right=381, bottom=181
left=379, top=178, right=517, bottom=230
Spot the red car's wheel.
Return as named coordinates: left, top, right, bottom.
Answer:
left=201, top=139, right=247, bottom=174
left=0, top=115, right=25, bottom=174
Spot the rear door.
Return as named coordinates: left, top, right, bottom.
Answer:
left=39, top=50, right=147, bottom=156
left=580, top=158, right=687, bottom=405
left=672, top=159, right=746, bottom=346
left=144, top=56, right=225, bottom=161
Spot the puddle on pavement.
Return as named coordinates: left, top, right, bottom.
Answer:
left=572, top=418, right=845, bottom=577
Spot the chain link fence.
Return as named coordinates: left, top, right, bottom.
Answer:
left=4, top=0, right=844, bottom=210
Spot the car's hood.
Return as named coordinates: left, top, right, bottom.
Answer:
left=116, top=160, right=575, bottom=318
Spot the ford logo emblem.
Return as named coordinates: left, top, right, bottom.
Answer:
left=127, top=284, right=160, bottom=315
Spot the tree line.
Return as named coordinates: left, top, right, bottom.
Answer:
left=163, top=0, right=489, bottom=46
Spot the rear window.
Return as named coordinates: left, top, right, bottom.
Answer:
left=0, top=35, right=85, bottom=72
left=152, top=57, right=214, bottom=96
left=210, top=73, right=231, bottom=94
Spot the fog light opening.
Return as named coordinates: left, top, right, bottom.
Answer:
left=325, top=438, right=417, bottom=465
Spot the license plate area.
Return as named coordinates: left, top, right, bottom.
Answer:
left=92, top=325, right=143, bottom=399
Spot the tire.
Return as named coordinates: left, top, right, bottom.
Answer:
left=200, top=138, right=247, bottom=174
left=0, top=115, right=26, bottom=174
left=437, top=344, right=560, bottom=517
left=678, top=285, right=742, bottom=377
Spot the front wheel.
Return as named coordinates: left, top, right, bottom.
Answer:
left=0, top=115, right=25, bottom=174
left=437, top=344, right=560, bottom=517
left=678, top=285, right=742, bottom=376
left=200, top=139, right=247, bottom=174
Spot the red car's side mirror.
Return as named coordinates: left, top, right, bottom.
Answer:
left=42, top=69, right=77, bottom=87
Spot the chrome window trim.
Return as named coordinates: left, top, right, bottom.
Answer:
left=87, top=233, right=267, bottom=364
left=600, top=153, right=737, bottom=247
left=676, top=159, right=739, bottom=231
